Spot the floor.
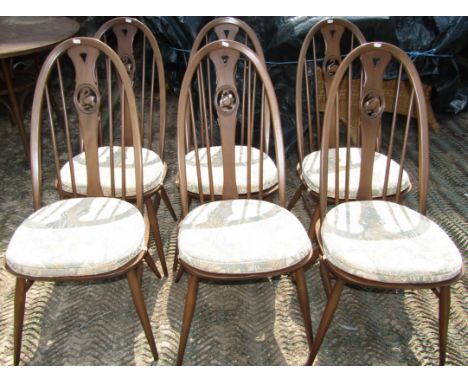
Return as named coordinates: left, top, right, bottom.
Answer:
left=0, top=95, right=466, bottom=365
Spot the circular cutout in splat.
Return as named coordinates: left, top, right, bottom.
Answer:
left=120, top=54, right=136, bottom=79
left=74, top=83, right=100, bottom=114
left=361, top=90, right=385, bottom=119
left=323, top=56, right=341, bottom=78
left=215, top=85, right=239, bottom=116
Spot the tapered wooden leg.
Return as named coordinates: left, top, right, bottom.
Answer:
left=145, top=198, right=168, bottom=277
left=319, top=261, right=333, bottom=299
left=136, top=263, right=143, bottom=285
left=177, top=274, right=199, bottom=365
left=160, top=187, right=177, bottom=221
left=287, top=184, right=304, bottom=211
left=439, top=286, right=450, bottom=366
left=175, top=265, right=185, bottom=283
left=127, top=269, right=159, bottom=362
left=308, top=205, right=320, bottom=241
left=173, top=239, right=179, bottom=273
left=13, top=277, right=27, bottom=366
left=144, top=252, right=162, bottom=279
left=306, top=278, right=345, bottom=365
left=294, top=268, right=314, bottom=350
left=153, top=192, right=161, bottom=214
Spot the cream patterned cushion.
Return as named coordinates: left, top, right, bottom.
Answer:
left=321, top=200, right=463, bottom=284
left=302, top=148, right=411, bottom=199
left=6, top=198, right=146, bottom=278
left=60, top=146, right=164, bottom=197
left=178, top=199, right=312, bottom=274
left=185, top=145, right=278, bottom=195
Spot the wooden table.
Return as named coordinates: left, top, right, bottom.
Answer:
left=0, top=17, right=80, bottom=158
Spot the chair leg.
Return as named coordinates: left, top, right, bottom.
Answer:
left=173, top=239, right=179, bottom=273
left=306, top=278, right=345, bottom=365
left=439, top=286, right=450, bottom=366
left=319, top=261, right=333, bottom=299
left=144, top=251, right=162, bottom=279
left=294, top=267, right=314, bottom=351
left=153, top=190, right=161, bottom=214
left=127, top=269, right=159, bottom=362
left=308, top=205, right=320, bottom=241
left=175, top=265, right=185, bottom=283
left=160, top=186, right=178, bottom=221
left=287, top=184, right=304, bottom=211
left=136, top=263, right=144, bottom=285
left=145, top=198, right=168, bottom=277
left=177, top=274, right=199, bottom=365
left=13, top=277, right=27, bottom=366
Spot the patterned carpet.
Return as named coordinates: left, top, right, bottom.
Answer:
left=0, top=95, right=466, bottom=365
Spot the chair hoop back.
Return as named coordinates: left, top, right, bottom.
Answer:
left=30, top=37, right=144, bottom=212
left=296, top=17, right=366, bottom=163
left=95, top=17, right=167, bottom=159
left=177, top=40, right=285, bottom=217
left=319, top=42, right=429, bottom=219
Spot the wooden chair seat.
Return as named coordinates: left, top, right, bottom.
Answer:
left=6, top=198, right=146, bottom=278
left=185, top=145, right=278, bottom=195
left=178, top=199, right=311, bottom=274
left=60, top=146, right=165, bottom=197
left=302, top=148, right=411, bottom=199
left=321, top=200, right=463, bottom=284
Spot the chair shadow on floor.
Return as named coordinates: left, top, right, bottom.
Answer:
left=26, top=266, right=162, bottom=365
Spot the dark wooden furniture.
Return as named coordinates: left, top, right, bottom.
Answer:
left=308, top=42, right=464, bottom=365
left=173, top=17, right=276, bottom=277
left=94, top=17, right=177, bottom=277
left=0, top=16, right=80, bottom=158
left=4, top=37, right=160, bottom=365
left=288, top=17, right=367, bottom=241
left=175, top=40, right=314, bottom=365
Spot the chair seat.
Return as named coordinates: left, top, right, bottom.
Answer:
left=185, top=145, right=278, bottom=195
left=60, top=146, right=164, bottom=197
left=6, top=198, right=146, bottom=278
left=178, top=199, right=311, bottom=274
left=321, top=200, right=463, bottom=284
left=302, top=148, right=411, bottom=199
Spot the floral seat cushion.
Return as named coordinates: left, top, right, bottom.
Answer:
left=60, top=146, right=164, bottom=197
left=302, top=148, right=411, bottom=199
left=320, top=200, right=463, bottom=284
left=178, top=199, right=312, bottom=274
left=185, top=145, right=278, bottom=195
left=6, top=198, right=146, bottom=278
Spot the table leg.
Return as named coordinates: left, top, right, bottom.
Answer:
left=1, top=58, right=30, bottom=159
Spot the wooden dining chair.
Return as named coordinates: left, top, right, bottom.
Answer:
left=172, top=17, right=275, bottom=275
left=93, top=17, right=176, bottom=276
left=4, top=37, right=159, bottom=365
left=308, top=42, right=464, bottom=365
left=175, top=40, right=314, bottom=365
left=288, top=17, right=367, bottom=239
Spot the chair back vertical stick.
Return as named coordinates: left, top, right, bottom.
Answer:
left=57, top=59, right=77, bottom=197
left=106, top=57, right=116, bottom=197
